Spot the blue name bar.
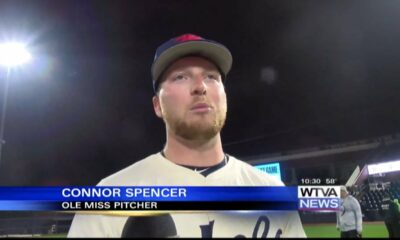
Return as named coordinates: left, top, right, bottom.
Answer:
left=0, top=187, right=298, bottom=202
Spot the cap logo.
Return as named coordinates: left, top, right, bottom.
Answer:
left=175, top=34, right=203, bottom=42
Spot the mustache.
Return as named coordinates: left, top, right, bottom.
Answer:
left=191, top=97, right=211, bottom=105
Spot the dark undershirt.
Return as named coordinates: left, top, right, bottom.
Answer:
left=160, top=151, right=229, bottom=177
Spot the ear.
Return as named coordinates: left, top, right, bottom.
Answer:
left=152, top=95, right=163, bottom=118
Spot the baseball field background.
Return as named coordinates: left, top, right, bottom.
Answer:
left=304, top=222, right=388, bottom=238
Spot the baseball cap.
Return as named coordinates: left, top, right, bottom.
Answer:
left=151, top=33, right=233, bottom=93
left=340, top=186, right=348, bottom=193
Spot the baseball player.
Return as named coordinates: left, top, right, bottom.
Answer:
left=67, top=33, right=306, bottom=238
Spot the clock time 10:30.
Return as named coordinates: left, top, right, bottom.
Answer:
left=300, top=178, right=337, bottom=185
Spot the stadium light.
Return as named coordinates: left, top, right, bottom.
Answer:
left=0, top=42, right=32, bottom=166
left=0, top=42, right=31, bottom=67
left=368, top=160, right=400, bottom=175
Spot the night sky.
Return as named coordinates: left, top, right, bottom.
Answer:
left=0, top=0, right=399, bottom=185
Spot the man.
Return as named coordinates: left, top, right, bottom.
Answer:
left=383, top=196, right=400, bottom=238
left=68, top=33, right=306, bottom=238
left=381, top=193, right=394, bottom=237
left=336, top=186, right=362, bottom=238
left=394, top=199, right=400, bottom=237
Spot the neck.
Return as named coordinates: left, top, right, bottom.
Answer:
left=162, top=130, right=225, bottom=167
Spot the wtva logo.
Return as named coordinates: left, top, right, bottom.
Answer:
left=298, top=186, right=340, bottom=211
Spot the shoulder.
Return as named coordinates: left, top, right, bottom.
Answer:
left=348, top=195, right=361, bottom=206
left=98, top=153, right=163, bottom=186
left=349, top=195, right=359, bottom=201
left=226, top=155, right=284, bottom=186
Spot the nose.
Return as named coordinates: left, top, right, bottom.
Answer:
left=191, top=76, right=207, bottom=96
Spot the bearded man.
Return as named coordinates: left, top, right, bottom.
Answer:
left=68, top=34, right=306, bottom=238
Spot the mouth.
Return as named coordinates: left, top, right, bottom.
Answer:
left=190, top=103, right=212, bottom=113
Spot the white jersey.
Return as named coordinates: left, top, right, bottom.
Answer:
left=68, top=153, right=306, bottom=238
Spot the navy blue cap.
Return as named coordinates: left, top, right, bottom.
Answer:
left=151, top=33, right=232, bottom=93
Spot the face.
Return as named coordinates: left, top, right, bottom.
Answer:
left=153, top=56, right=227, bottom=141
left=340, top=190, right=347, bottom=199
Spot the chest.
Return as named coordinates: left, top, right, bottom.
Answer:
left=172, top=212, right=287, bottom=238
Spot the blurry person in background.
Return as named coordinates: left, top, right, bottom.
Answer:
left=394, top=199, right=400, bottom=237
left=336, top=186, right=363, bottom=238
left=381, top=193, right=393, bottom=237
left=382, top=194, right=400, bottom=238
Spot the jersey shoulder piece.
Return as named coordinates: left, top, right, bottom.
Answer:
left=97, top=152, right=214, bottom=186
left=98, top=153, right=163, bottom=186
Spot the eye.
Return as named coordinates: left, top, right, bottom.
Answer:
left=206, top=73, right=219, bottom=81
left=173, top=74, right=187, bottom=81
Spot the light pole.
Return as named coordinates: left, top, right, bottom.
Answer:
left=0, top=42, right=31, bottom=165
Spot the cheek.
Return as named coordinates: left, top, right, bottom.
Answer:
left=160, top=92, right=186, bottom=114
left=215, top=88, right=227, bottom=109
left=160, top=97, right=173, bottom=114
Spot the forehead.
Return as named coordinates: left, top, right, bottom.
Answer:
left=164, top=56, right=220, bottom=73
